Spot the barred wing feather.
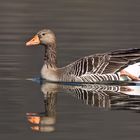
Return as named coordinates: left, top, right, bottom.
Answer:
left=61, top=48, right=140, bottom=82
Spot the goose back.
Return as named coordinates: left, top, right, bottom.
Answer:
left=59, top=48, right=140, bottom=82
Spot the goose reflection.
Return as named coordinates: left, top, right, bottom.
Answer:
left=27, top=83, right=58, bottom=132
left=27, top=81, right=140, bottom=132
left=62, top=84, right=140, bottom=111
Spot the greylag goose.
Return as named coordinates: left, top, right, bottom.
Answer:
left=26, top=29, right=140, bottom=82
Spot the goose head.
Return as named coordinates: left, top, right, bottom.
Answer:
left=26, top=29, right=56, bottom=47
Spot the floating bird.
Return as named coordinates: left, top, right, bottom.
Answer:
left=26, top=29, right=140, bottom=82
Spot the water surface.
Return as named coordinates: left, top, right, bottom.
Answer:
left=1, top=0, right=140, bottom=140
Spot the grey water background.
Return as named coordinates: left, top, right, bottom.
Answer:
left=1, top=0, right=140, bottom=139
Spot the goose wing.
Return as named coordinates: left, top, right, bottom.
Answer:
left=103, top=48, right=140, bottom=74
left=63, top=48, right=140, bottom=77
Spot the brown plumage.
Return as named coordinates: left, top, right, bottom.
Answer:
left=26, top=29, right=140, bottom=82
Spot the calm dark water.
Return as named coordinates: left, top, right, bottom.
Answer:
left=1, top=0, right=140, bottom=139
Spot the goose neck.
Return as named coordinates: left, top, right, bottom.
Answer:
left=44, top=44, right=57, bottom=68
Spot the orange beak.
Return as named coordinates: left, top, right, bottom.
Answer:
left=26, top=35, right=40, bottom=46
left=27, top=116, right=40, bottom=124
